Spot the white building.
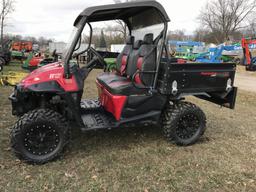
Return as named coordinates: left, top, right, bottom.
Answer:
left=111, top=44, right=125, bottom=53
left=49, top=42, right=95, bottom=55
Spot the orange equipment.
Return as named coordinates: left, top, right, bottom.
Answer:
left=241, top=37, right=256, bottom=71
left=11, top=41, right=33, bottom=52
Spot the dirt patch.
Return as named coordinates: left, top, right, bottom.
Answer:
left=235, top=73, right=256, bottom=93
left=234, top=65, right=256, bottom=93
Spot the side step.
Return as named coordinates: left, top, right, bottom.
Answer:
left=81, top=111, right=161, bottom=132
left=81, top=112, right=117, bottom=131
left=80, top=99, right=101, bottom=113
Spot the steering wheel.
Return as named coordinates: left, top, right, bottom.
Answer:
left=88, top=47, right=107, bottom=71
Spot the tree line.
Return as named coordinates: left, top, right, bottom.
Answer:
left=172, top=0, right=256, bottom=44
left=4, top=34, right=54, bottom=47
left=1, top=0, right=256, bottom=47
left=87, top=0, right=256, bottom=45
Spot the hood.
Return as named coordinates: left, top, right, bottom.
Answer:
left=21, top=62, right=64, bottom=86
left=19, top=62, right=79, bottom=92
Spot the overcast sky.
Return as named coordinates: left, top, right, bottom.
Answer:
left=7, top=0, right=209, bottom=42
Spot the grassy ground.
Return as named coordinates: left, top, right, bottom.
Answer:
left=0, top=64, right=256, bottom=191
left=0, top=61, right=29, bottom=86
left=2, top=61, right=27, bottom=72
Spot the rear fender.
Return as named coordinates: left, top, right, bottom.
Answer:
left=196, top=87, right=238, bottom=109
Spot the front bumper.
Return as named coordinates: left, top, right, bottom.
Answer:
left=9, top=92, right=22, bottom=116
left=9, top=92, right=17, bottom=102
left=9, top=86, right=29, bottom=116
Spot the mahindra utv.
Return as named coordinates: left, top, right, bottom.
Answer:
left=9, top=1, right=237, bottom=164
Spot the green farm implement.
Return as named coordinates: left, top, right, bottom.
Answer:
left=0, top=71, right=28, bottom=86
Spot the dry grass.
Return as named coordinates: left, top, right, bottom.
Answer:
left=1, top=61, right=27, bottom=72
left=0, top=65, right=256, bottom=192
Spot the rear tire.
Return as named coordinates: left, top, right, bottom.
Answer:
left=234, top=58, right=241, bottom=65
left=0, top=64, right=3, bottom=72
left=11, top=109, right=70, bottom=164
left=162, top=101, right=206, bottom=146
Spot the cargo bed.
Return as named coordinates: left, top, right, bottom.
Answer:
left=158, top=62, right=237, bottom=109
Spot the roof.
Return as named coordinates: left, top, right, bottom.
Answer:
left=74, top=0, right=170, bottom=25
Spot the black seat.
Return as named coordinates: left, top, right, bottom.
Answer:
left=133, top=33, right=156, bottom=86
left=98, top=34, right=156, bottom=96
left=126, top=40, right=143, bottom=78
left=96, top=36, right=134, bottom=85
left=116, top=36, right=134, bottom=75
left=100, top=78, right=147, bottom=95
left=97, top=39, right=142, bottom=88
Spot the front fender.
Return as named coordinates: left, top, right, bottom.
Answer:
left=26, top=81, right=64, bottom=92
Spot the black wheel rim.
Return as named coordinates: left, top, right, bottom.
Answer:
left=23, top=124, right=60, bottom=156
left=176, top=113, right=200, bottom=140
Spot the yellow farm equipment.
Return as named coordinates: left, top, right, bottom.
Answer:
left=0, top=71, right=28, bottom=86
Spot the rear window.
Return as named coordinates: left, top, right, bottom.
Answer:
left=129, top=8, right=163, bottom=30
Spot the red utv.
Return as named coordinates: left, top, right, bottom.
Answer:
left=9, top=1, right=237, bottom=164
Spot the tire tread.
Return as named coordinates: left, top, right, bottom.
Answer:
left=162, top=101, right=206, bottom=146
left=10, top=109, right=70, bottom=164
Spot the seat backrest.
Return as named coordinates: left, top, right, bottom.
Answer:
left=134, top=33, right=156, bottom=87
left=126, top=39, right=143, bottom=78
left=116, top=36, right=134, bottom=75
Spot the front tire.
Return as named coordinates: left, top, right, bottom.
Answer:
left=11, top=109, right=70, bottom=164
left=162, top=101, right=206, bottom=146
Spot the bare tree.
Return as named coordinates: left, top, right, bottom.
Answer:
left=168, top=30, right=192, bottom=41
left=194, top=29, right=212, bottom=43
left=0, top=0, right=14, bottom=43
left=244, top=17, right=256, bottom=36
left=114, top=20, right=127, bottom=42
left=105, top=24, right=127, bottom=44
left=113, top=0, right=128, bottom=42
left=198, top=0, right=256, bottom=43
left=112, top=0, right=150, bottom=42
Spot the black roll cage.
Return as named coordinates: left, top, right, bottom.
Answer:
left=64, top=0, right=169, bottom=90
left=73, top=22, right=93, bottom=57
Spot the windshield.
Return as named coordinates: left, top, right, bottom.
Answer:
left=62, top=17, right=92, bottom=66
left=62, top=17, right=90, bottom=63
left=62, top=27, right=79, bottom=60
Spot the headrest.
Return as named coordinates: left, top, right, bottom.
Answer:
left=134, top=40, right=143, bottom=49
left=126, top=36, right=134, bottom=45
left=143, top=33, right=154, bottom=44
